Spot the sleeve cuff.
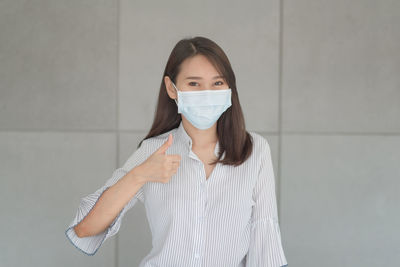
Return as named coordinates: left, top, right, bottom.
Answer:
left=65, top=168, right=141, bottom=255
left=246, top=217, right=288, bottom=267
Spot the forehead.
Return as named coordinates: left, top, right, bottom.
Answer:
left=178, top=54, right=221, bottom=78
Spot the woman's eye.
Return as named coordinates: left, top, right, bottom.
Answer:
left=215, top=81, right=224, bottom=86
left=188, top=82, right=198, bottom=86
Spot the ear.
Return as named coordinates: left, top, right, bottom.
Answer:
left=164, top=76, right=177, bottom=101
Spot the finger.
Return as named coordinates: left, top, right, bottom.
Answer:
left=168, top=159, right=181, bottom=166
left=173, top=162, right=180, bottom=170
left=167, top=154, right=182, bottom=162
left=168, top=162, right=180, bottom=171
left=167, top=161, right=179, bottom=170
left=154, top=133, right=173, bottom=155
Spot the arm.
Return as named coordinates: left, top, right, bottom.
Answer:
left=73, top=166, right=146, bottom=237
left=246, top=137, right=288, bottom=267
left=65, top=141, right=149, bottom=256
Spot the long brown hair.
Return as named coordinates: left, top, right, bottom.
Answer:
left=138, top=36, right=253, bottom=167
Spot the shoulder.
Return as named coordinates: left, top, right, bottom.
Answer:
left=247, top=131, right=272, bottom=164
left=122, top=128, right=179, bottom=171
left=139, top=127, right=178, bottom=153
left=248, top=131, right=271, bottom=152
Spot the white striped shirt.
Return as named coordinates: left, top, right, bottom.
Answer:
left=65, top=121, right=288, bottom=267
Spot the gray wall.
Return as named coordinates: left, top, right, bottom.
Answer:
left=0, top=0, right=399, bottom=266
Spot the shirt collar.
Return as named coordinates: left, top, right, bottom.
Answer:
left=175, top=121, right=223, bottom=158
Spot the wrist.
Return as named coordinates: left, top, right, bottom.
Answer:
left=128, top=165, right=147, bottom=185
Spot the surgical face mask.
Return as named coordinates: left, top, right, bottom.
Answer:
left=171, top=81, right=232, bottom=130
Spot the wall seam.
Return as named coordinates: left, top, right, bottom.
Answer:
left=277, top=0, right=284, bottom=221
left=115, top=0, right=121, bottom=266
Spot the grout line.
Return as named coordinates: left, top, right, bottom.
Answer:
left=0, top=129, right=147, bottom=134
left=277, top=0, right=284, bottom=221
left=0, top=128, right=399, bottom=136
left=0, top=129, right=119, bottom=133
left=115, top=0, right=120, bottom=266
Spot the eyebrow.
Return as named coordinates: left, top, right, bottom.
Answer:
left=184, top=75, right=225, bottom=80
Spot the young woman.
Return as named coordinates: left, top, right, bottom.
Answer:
left=65, top=36, right=288, bottom=267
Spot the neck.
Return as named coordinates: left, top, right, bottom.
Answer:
left=182, top=117, right=218, bottom=148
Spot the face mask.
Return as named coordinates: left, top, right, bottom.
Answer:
left=171, top=81, right=232, bottom=130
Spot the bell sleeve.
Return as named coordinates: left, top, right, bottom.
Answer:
left=246, top=137, right=288, bottom=267
left=64, top=140, right=148, bottom=256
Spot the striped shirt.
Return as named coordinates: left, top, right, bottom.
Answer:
left=65, top=121, right=288, bottom=267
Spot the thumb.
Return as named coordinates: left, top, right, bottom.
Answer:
left=155, top=133, right=173, bottom=154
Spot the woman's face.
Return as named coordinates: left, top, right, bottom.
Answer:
left=165, top=54, right=229, bottom=100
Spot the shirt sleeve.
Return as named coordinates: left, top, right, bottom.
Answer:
left=64, top=140, right=148, bottom=256
left=246, top=137, right=288, bottom=267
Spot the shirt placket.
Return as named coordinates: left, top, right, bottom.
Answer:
left=189, top=151, right=208, bottom=266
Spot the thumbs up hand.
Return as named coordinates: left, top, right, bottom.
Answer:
left=134, top=133, right=182, bottom=184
